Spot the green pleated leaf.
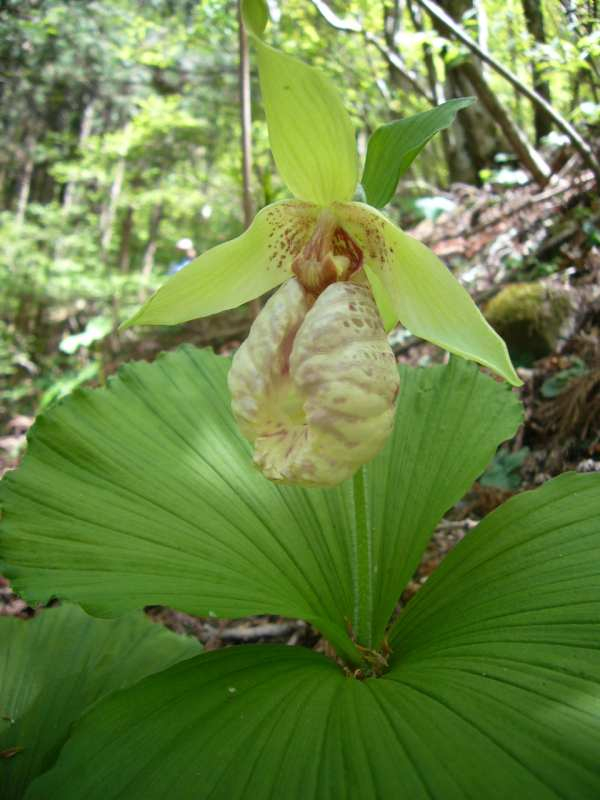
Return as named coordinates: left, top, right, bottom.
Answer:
left=362, top=97, right=475, bottom=208
left=25, top=647, right=348, bottom=800
left=390, top=472, right=600, bottom=653
left=367, top=356, right=521, bottom=645
left=386, top=472, right=600, bottom=799
left=0, top=604, right=199, bottom=799
left=0, top=347, right=359, bottom=664
left=26, top=474, right=600, bottom=800
left=0, top=349, right=518, bottom=659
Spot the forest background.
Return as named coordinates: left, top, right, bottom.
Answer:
left=0, top=0, right=599, bottom=494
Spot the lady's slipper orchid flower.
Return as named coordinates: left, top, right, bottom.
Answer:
left=124, top=0, right=520, bottom=486
left=228, top=277, right=400, bottom=486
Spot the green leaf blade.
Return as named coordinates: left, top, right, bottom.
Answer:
left=391, top=472, right=600, bottom=652
left=368, top=357, right=522, bottom=645
left=0, top=350, right=520, bottom=660
left=362, top=98, right=475, bottom=208
left=241, top=0, right=268, bottom=37
left=0, top=605, right=199, bottom=799
left=387, top=473, right=600, bottom=797
left=25, top=647, right=346, bottom=800
left=0, top=347, right=359, bottom=661
left=29, top=510, right=600, bottom=800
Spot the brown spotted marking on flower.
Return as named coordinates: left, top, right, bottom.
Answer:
left=263, top=202, right=317, bottom=276
left=334, top=202, right=394, bottom=276
left=291, top=208, right=364, bottom=296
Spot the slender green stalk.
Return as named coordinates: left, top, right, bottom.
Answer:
left=352, top=466, right=373, bottom=649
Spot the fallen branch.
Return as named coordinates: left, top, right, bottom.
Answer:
left=219, top=621, right=305, bottom=642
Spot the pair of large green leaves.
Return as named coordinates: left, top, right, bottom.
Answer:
left=0, top=347, right=519, bottom=661
left=1, top=347, right=599, bottom=798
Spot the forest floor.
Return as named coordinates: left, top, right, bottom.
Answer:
left=2, top=162, right=599, bottom=656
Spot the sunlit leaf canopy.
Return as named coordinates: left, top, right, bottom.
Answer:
left=125, top=0, right=521, bottom=386
left=24, top=474, right=600, bottom=800
left=0, top=605, right=199, bottom=799
left=0, top=347, right=520, bottom=661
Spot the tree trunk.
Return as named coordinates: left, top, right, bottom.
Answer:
left=139, top=203, right=163, bottom=301
left=429, top=0, right=508, bottom=183
left=63, top=99, right=96, bottom=213
left=446, top=66, right=501, bottom=183
left=520, top=0, right=553, bottom=142
left=460, top=60, right=551, bottom=184
left=16, top=134, right=36, bottom=224
left=119, top=207, right=134, bottom=273
left=382, top=0, right=417, bottom=96
left=407, top=0, right=453, bottom=177
left=100, top=157, right=126, bottom=257
left=416, top=0, right=600, bottom=182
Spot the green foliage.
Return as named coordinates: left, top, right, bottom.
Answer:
left=0, top=0, right=254, bottom=423
left=2, top=348, right=599, bottom=797
left=0, top=349, right=520, bottom=662
left=7, top=470, right=599, bottom=800
left=362, top=98, right=475, bottom=208
left=242, top=0, right=269, bottom=37
left=2, top=0, right=598, bottom=422
left=541, top=356, right=589, bottom=398
left=480, top=445, right=530, bottom=489
left=0, top=204, right=144, bottom=420
left=0, top=604, right=200, bottom=799
left=2, top=2, right=600, bottom=795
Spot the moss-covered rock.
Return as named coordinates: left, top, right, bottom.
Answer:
left=485, top=282, right=572, bottom=364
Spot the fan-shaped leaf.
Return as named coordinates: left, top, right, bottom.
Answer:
left=26, top=474, right=600, bottom=799
left=0, top=604, right=199, bottom=799
left=367, top=356, right=521, bottom=644
left=0, top=348, right=519, bottom=656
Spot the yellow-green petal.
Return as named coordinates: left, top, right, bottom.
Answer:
left=340, top=202, right=522, bottom=386
left=123, top=201, right=318, bottom=328
left=243, top=2, right=358, bottom=205
left=361, top=263, right=397, bottom=332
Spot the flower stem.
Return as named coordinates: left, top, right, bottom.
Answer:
left=352, top=466, right=373, bottom=649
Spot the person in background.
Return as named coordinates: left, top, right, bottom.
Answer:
left=168, top=238, right=197, bottom=274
